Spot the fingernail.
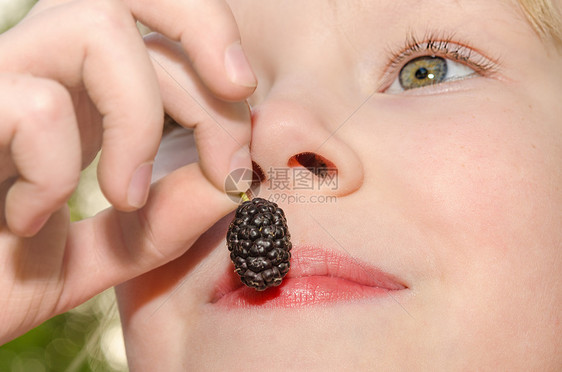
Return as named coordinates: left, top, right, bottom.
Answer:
left=128, top=162, right=153, bottom=209
left=225, top=42, right=257, bottom=88
left=26, top=214, right=50, bottom=237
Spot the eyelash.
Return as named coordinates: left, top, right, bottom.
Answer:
left=380, top=31, right=500, bottom=91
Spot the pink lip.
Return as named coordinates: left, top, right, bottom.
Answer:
left=211, top=246, right=407, bottom=308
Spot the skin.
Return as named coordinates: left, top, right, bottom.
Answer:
left=119, top=0, right=562, bottom=370
left=1, top=0, right=561, bottom=370
left=0, top=0, right=253, bottom=344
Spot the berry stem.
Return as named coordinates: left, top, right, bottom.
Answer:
left=240, top=191, right=251, bottom=202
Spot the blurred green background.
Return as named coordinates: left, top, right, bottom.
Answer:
left=1, top=1, right=128, bottom=371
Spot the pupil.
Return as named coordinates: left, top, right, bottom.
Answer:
left=415, top=67, right=429, bottom=80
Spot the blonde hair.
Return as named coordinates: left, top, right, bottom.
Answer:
left=517, top=0, right=562, bottom=46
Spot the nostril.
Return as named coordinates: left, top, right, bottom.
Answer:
left=288, top=152, right=337, bottom=179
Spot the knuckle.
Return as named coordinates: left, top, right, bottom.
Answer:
left=23, top=80, right=71, bottom=124
left=35, top=172, right=79, bottom=205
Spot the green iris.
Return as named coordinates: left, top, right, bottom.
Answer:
left=399, top=56, right=448, bottom=90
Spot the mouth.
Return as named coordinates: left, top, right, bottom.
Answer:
left=211, top=246, right=408, bottom=308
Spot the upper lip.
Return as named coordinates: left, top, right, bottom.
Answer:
left=211, top=245, right=408, bottom=303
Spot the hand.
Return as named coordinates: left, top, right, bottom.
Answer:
left=0, top=0, right=253, bottom=343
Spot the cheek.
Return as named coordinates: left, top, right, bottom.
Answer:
left=410, top=112, right=544, bottom=246
left=421, top=105, right=559, bottom=256
left=363, top=93, right=562, bottom=260
left=411, top=99, right=562, bottom=339
left=351, top=91, right=562, bottom=356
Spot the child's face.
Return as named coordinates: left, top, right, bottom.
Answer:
left=118, top=1, right=562, bottom=369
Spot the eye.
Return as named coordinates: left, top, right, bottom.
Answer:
left=386, top=55, right=477, bottom=93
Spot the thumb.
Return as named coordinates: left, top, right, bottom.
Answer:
left=57, top=163, right=236, bottom=310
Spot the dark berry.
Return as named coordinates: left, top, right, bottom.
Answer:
left=227, top=198, right=292, bottom=291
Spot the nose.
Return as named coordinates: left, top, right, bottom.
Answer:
left=249, top=91, right=364, bottom=198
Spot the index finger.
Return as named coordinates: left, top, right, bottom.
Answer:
left=0, top=0, right=164, bottom=211
left=57, top=163, right=235, bottom=310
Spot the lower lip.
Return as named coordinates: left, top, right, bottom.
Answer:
left=213, top=275, right=397, bottom=309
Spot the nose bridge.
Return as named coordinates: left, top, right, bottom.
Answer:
left=250, top=62, right=362, bottom=153
left=277, top=33, right=353, bottom=98
left=237, top=1, right=356, bottom=101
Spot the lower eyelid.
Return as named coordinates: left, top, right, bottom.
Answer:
left=392, top=76, right=484, bottom=95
